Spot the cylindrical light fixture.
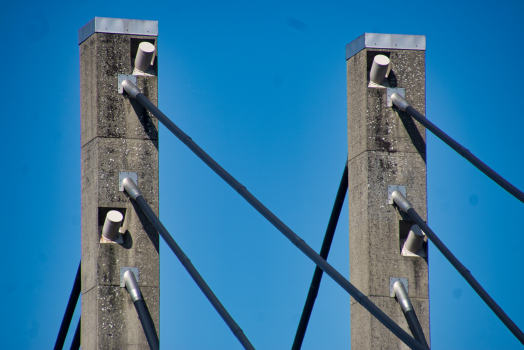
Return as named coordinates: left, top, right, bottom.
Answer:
left=370, top=54, right=390, bottom=85
left=102, top=210, right=123, bottom=241
left=134, top=42, right=156, bottom=73
left=404, top=224, right=425, bottom=254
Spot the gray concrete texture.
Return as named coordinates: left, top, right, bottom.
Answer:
left=82, top=286, right=159, bottom=350
left=347, top=48, right=429, bottom=349
left=81, top=32, right=159, bottom=349
left=80, top=33, right=158, bottom=147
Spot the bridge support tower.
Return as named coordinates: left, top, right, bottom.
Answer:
left=79, top=17, right=160, bottom=349
left=346, top=33, right=430, bottom=349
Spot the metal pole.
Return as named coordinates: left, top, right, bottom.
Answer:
left=391, top=190, right=524, bottom=344
left=122, top=80, right=427, bottom=350
left=393, top=281, right=429, bottom=349
left=391, top=93, right=524, bottom=204
left=291, top=163, right=348, bottom=350
left=69, top=318, right=80, bottom=350
left=123, top=177, right=256, bottom=350
left=54, top=261, right=81, bottom=350
left=123, top=270, right=159, bottom=350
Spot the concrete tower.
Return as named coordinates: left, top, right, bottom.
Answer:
left=79, top=17, right=160, bottom=348
left=346, top=33, right=430, bottom=349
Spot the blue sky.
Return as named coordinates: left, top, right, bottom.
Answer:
left=1, top=0, right=524, bottom=349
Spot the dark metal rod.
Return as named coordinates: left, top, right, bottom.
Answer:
left=54, top=262, right=81, bottom=350
left=123, top=269, right=159, bottom=350
left=69, top=318, right=80, bottom=350
left=291, top=164, right=348, bottom=350
left=122, top=80, right=427, bottom=350
left=392, top=191, right=524, bottom=344
left=123, top=178, right=256, bottom=350
left=404, top=310, right=429, bottom=349
left=393, top=281, right=429, bottom=349
left=134, top=299, right=159, bottom=350
left=391, top=93, right=524, bottom=204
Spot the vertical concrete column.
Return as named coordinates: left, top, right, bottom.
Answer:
left=346, top=33, right=429, bottom=349
left=79, top=17, right=159, bottom=349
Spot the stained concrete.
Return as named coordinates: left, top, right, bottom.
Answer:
left=80, top=33, right=158, bottom=148
left=347, top=47, right=429, bottom=349
left=350, top=296, right=429, bottom=350
left=82, top=286, right=159, bottom=350
left=80, top=30, right=159, bottom=349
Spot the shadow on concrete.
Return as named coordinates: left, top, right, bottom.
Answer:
left=130, top=199, right=160, bottom=255
left=120, top=229, right=134, bottom=249
left=130, top=98, right=159, bottom=150
left=398, top=110, right=426, bottom=163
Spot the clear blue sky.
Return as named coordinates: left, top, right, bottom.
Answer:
left=1, top=0, right=524, bottom=349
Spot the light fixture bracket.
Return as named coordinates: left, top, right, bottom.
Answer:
left=119, top=172, right=138, bottom=191
left=118, top=74, right=137, bottom=94
left=387, top=88, right=405, bottom=107
left=388, top=185, right=406, bottom=205
left=390, top=277, right=408, bottom=297
left=120, top=267, right=139, bottom=287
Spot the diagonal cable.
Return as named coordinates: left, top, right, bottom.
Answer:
left=121, top=80, right=428, bottom=350
left=292, top=163, right=348, bottom=350
left=123, top=177, right=255, bottom=350
left=69, top=318, right=80, bottom=350
left=391, top=93, right=524, bottom=204
left=392, top=190, right=524, bottom=345
left=54, top=262, right=81, bottom=350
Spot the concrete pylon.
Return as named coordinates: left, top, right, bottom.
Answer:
left=346, top=33, right=430, bottom=349
left=79, top=17, right=159, bottom=348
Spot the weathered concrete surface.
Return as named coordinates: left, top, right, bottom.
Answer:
left=351, top=296, right=429, bottom=350
left=80, top=31, right=159, bottom=349
left=82, top=286, right=159, bottom=349
left=80, top=33, right=158, bottom=148
left=347, top=47, right=429, bottom=349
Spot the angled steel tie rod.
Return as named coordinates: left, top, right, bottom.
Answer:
left=292, top=163, right=348, bottom=350
left=391, top=190, right=524, bottom=344
left=393, top=281, right=429, bottom=349
left=69, top=318, right=81, bottom=350
left=391, top=93, right=524, bottom=204
left=123, top=177, right=256, bottom=350
left=123, top=269, right=159, bottom=350
left=54, top=261, right=81, bottom=350
left=122, top=80, right=427, bottom=350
